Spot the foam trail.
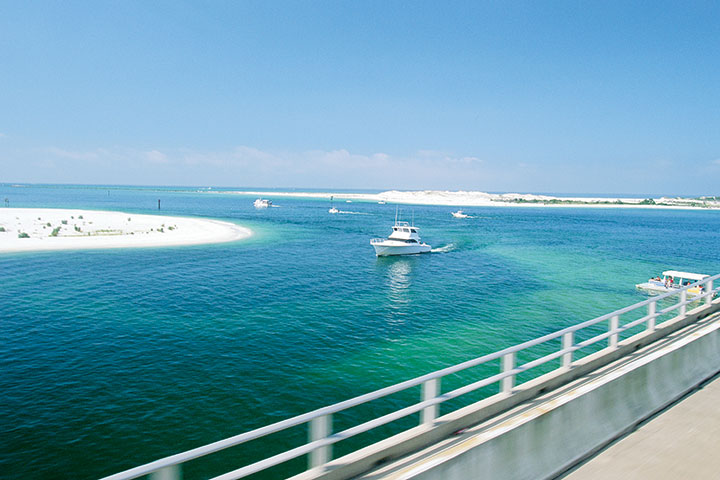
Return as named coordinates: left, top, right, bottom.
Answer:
left=431, top=243, right=457, bottom=253
left=337, top=210, right=371, bottom=215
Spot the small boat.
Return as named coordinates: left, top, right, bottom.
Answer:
left=329, top=196, right=339, bottom=214
left=378, top=200, right=386, bottom=205
left=451, top=210, right=469, bottom=218
left=254, top=198, right=272, bottom=208
left=636, top=270, right=708, bottom=297
left=346, top=200, right=352, bottom=203
left=371, top=212, right=431, bottom=256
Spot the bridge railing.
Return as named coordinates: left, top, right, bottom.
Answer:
left=102, top=274, right=720, bottom=480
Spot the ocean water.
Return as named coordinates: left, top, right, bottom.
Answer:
left=1, top=184, right=719, bottom=479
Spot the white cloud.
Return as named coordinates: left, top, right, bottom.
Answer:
left=44, top=147, right=103, bottom=161
left=145, top=150, right=169, bottom=164
left=27, top=144, right=495, bottom=189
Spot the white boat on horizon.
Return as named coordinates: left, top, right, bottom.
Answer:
left=329, top=196, right=339, bottom=214
left=636, top=270, right=708, bottom=297
left=254, top=198, right=272, bottom=208
left=451, top=210, right=469, bottom=218
left=370, top=214, right=431, bottom=256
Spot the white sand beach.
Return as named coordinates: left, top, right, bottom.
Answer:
left=224, top=190, right=719, bottom=209
left=0, top=208, right=252, bottom=253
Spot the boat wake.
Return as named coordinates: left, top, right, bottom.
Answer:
left=431, top=243, right=457, bottom=253
left=337, top=210, right=370, bottom=215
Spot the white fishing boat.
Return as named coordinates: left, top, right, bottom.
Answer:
left=378, top=200, right=386, bottom=205
left=451, top=210, right=468, bottom=218
left=636, top=270, right=708, bottom=297
left=254, top=198, right=272, bottom=208
left=329, top=196, right=339, bottom=214
left=371, top=211, right=431, bottom=256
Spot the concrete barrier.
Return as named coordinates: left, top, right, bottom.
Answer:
left=354, top=311, right=720, bottom=480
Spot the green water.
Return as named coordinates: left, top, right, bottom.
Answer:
left=1, top=185, right=718, bottom=479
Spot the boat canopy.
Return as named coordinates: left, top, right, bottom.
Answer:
left=662, top=271, right=708, bottom=281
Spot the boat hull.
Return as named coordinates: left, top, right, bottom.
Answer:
left=635, top=282, right=703, bottom=297
left=371, top=242, right=431, bottom=256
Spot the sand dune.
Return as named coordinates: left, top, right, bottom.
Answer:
left=220, top=190, right=719, bottom=209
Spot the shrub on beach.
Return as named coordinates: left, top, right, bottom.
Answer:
left=18, top=232, right=30, bottom=238
left=46, top=222, right=51, bottom=227
left=50, top=227, right=61, bottom=237
left=61, top=220, right=68, bottom=225
left=0, top=226, right=6, bottom=232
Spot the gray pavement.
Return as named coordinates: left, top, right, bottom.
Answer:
left=562, top=373, right=720, bottom=480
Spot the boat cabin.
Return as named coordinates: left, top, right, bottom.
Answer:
left=653, top=270, right=708, bottom=288
left=388, top=221, right=421, bottom=243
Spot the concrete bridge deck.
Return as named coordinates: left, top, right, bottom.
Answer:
left=562, top=373, right=720, bottom=480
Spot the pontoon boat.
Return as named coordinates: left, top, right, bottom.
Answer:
left=636, top=270, right=708, bottom=297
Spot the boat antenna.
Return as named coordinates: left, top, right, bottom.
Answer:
left=394, top=205, right=398, bottom=225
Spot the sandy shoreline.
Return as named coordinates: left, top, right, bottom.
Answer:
left=0, top=208, right=252, bottom=253
left=217, top=189, right=720, bottom=210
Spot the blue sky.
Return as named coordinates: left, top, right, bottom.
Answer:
left=1, top=1, right=719, bottom=195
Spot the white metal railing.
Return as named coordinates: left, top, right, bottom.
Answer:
left=101, top=274, right=720, bottom=480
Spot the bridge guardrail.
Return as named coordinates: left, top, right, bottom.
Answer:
left=101, top=274, right=720, bottom=480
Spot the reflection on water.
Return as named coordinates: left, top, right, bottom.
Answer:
left=377, top=257, right=414, bottom=326
left=388, top=258, right=412, bottom=302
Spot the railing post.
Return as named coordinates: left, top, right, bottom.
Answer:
left=309, top=414, right=332, bottom=469
left=706, top=280, right=714, bottom=306
left=562, top=331, right=574, bottom=369
left=421, top=378, right=440, bottom=424
left=609, top=315, right=619, bottom=349
left=149, top=466, right=181, bottom=480
left=501, top=352, right=515, bottom=394
left=680, top=290, right=687, bottom=316
left=647, top=300, right=656, bottom=331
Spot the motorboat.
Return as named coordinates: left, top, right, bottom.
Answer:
left=329, top=196, right=339, bottom=214
left=254, top=198, right=272, bottom=208
left=378, top=200, right=387, bottom=205
left=371, top=218, right=431, bottom=256
left=451, top=210, right=469, bottom=218
left=636, top=270, right=708, bottom=297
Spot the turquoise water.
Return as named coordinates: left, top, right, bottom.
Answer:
left=2, top=184, right=719, bottom=479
